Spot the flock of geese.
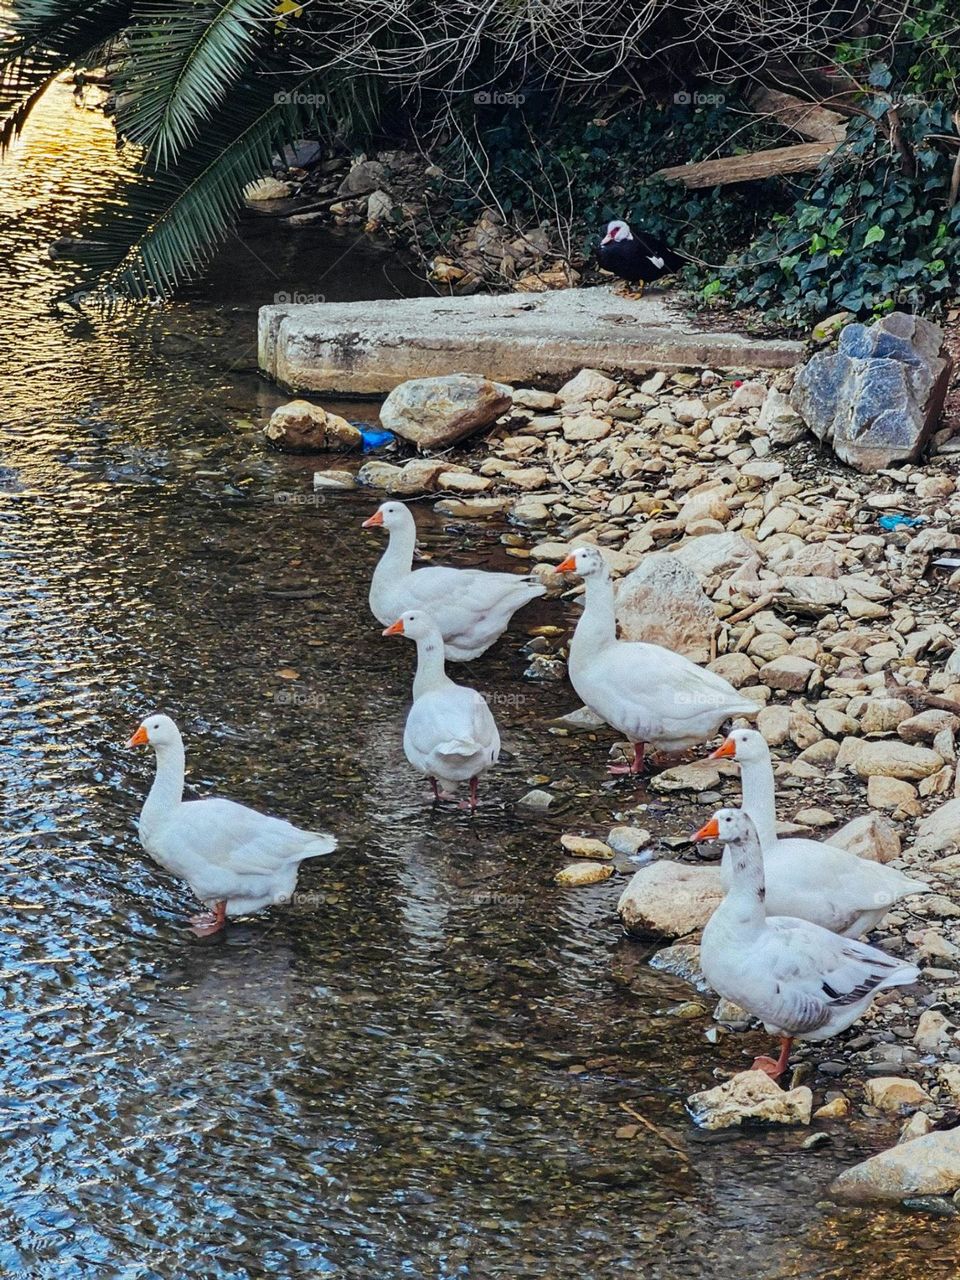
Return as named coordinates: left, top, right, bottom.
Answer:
left=127, top=499, right=928, bottom=1079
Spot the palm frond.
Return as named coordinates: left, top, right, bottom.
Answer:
left=0, top=0, right=132, bottom=148
left=116, top=0, right=277, bottom=166
left=70, top=72, right=329, bottom=300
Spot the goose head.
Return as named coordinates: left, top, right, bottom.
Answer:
left=692, top=807, right=758, bottom=847
left=602, top=219, right=633, bottom=245
left=127, top=712, right=182, bottom=751
left=710, top=727, right=769, bottom=764
left=362, top=500, right=412, bottom=532
left=382, top=610, right=441, bottom=643
left=554, top=545, right=607, bottom=580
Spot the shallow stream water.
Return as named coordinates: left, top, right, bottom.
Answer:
left=0, top=83, right=957, bottom=1278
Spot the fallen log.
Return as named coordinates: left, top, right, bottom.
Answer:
left=654, top=141, right=838, bottom=189
left=748, top=87, right=847, bottom=143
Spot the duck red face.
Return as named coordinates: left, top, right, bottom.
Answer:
left=602, top=220, right=632, bottom=245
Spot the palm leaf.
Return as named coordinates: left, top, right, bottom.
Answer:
left=116, top=0, right=278, bottom=166
left=70, top=72, right=330, bottom=299
left=0, top=0, right=132, bottom=148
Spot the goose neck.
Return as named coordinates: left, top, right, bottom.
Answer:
left=140, top=740, right=185, bottom=837
left=739, top=757, right=779, bottom=848
left=412, top=633, right=449, bottom=698
left=572, top=570, right=617, bottom=652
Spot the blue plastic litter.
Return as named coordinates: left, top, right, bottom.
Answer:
left=360, top=427, right=395, bottom=452
left=878, top=514, right=926, bottom=531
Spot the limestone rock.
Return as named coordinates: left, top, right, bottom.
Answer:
left=557, top=368, right=618, bottom=403
left=916, top=799, right=960, bottom=852
left=264, top=400, right=361, bottom=452
left=648, top=943, right=711, bottom=991
left=829, top=813, right=901, bottom=864
left=759, top=655, right=819, bottom=693
left=899, top=710, right=959, bottom=744
left=900, top=1112, right=935, bottom=1144
left=790, top=312, right=953, bottom=472
left=555, top=861, right=612, bottom=886
left=687, top=1070, right=813, bottom=1130
left=708, top=652, right=758, bottom=688
left=757, top=385, right=807, bottom=446
left=313, top=469, right=356, bottom=490
left=864, top=1076, right=932, bottom=1114
left=606, top=825, right=651, bottom=855
left=357, top=457, right=444, bottom=495
left=379, top=374, right=512, bottom=449
left=672, top=531, right=759, bottom=583
left=867, top=775, right=920, bottom=814
left=836, top=737, right=943, bottom=781
left=617, top=861, right=723, bottom=939
left=244, top=175, right=294, bottom=202
left=615, top=552, right=718, bottom=664
left=914, top=1010, right=956, bottom=1054
left=757, top=704, right=791, bottom=746
left=560, top=833, right=614, bottom=860
left=830, top=1127, right=960, bottom=1204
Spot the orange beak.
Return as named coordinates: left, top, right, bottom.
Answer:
left=127, top=725, right=149, bottom=748
left=691, top=816, right=720, bottom=841
left=362, top=510, right=384, bottom=528
left=555, top=554, right=577, bottom=573
left=710, top=737, right=736, bottom=760
left=382, top=618, right=405, bottom=636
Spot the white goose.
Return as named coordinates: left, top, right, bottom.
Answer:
left=363, top=501, right=545, bottom=661
left=128, top=714, right=336, bottom=935
left=710, top=729, right=929, bottom=935
left=554, top=546, right=756, bottom=773
left=695, top=809, right=919, bottom=1078
left=383, top=610, right=500, bottom=810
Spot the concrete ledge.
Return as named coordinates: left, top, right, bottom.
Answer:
left=258, top=287, right=803, bottom=394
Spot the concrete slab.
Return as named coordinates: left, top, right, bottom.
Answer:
left=258, top=286, right=803, bottom=395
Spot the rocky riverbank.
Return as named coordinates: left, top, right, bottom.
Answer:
left=302, top=348, right=960, bottom=1206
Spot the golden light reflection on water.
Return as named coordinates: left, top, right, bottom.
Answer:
left=0, top=79, right=136, bottom=297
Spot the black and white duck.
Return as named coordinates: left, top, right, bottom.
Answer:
left=598, top=219, right=683, bottom=296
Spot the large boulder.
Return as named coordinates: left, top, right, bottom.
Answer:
left=830, top=1127, right=960, bottom=1204
left=379, top=374, right=512, bottom=449
left=617, top=861, right=723, bottom=939
left=790, top=312, right=953, bottom=471
left=264, top=399, right=361, bottom=452
left=615, top=552, right=718, bottom=663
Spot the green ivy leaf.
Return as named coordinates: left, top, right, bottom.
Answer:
left=863, top=225, right=885, bottom=245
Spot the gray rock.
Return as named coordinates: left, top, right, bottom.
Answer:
left=790, top=313, right=953, bottom=472
left=337, top=159, right=388, bottom=196
left=518, top=788, right=554, bottom=811
left=649, top=943, right=712, bottom=991
left=379, top=374, right=512, bottom=450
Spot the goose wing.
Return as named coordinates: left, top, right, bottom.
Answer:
left=752, top=917, right=918, bottom=1035
left=153, top=798, right=335, bottom=877
left=581, top=641, right=753, bottom=735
